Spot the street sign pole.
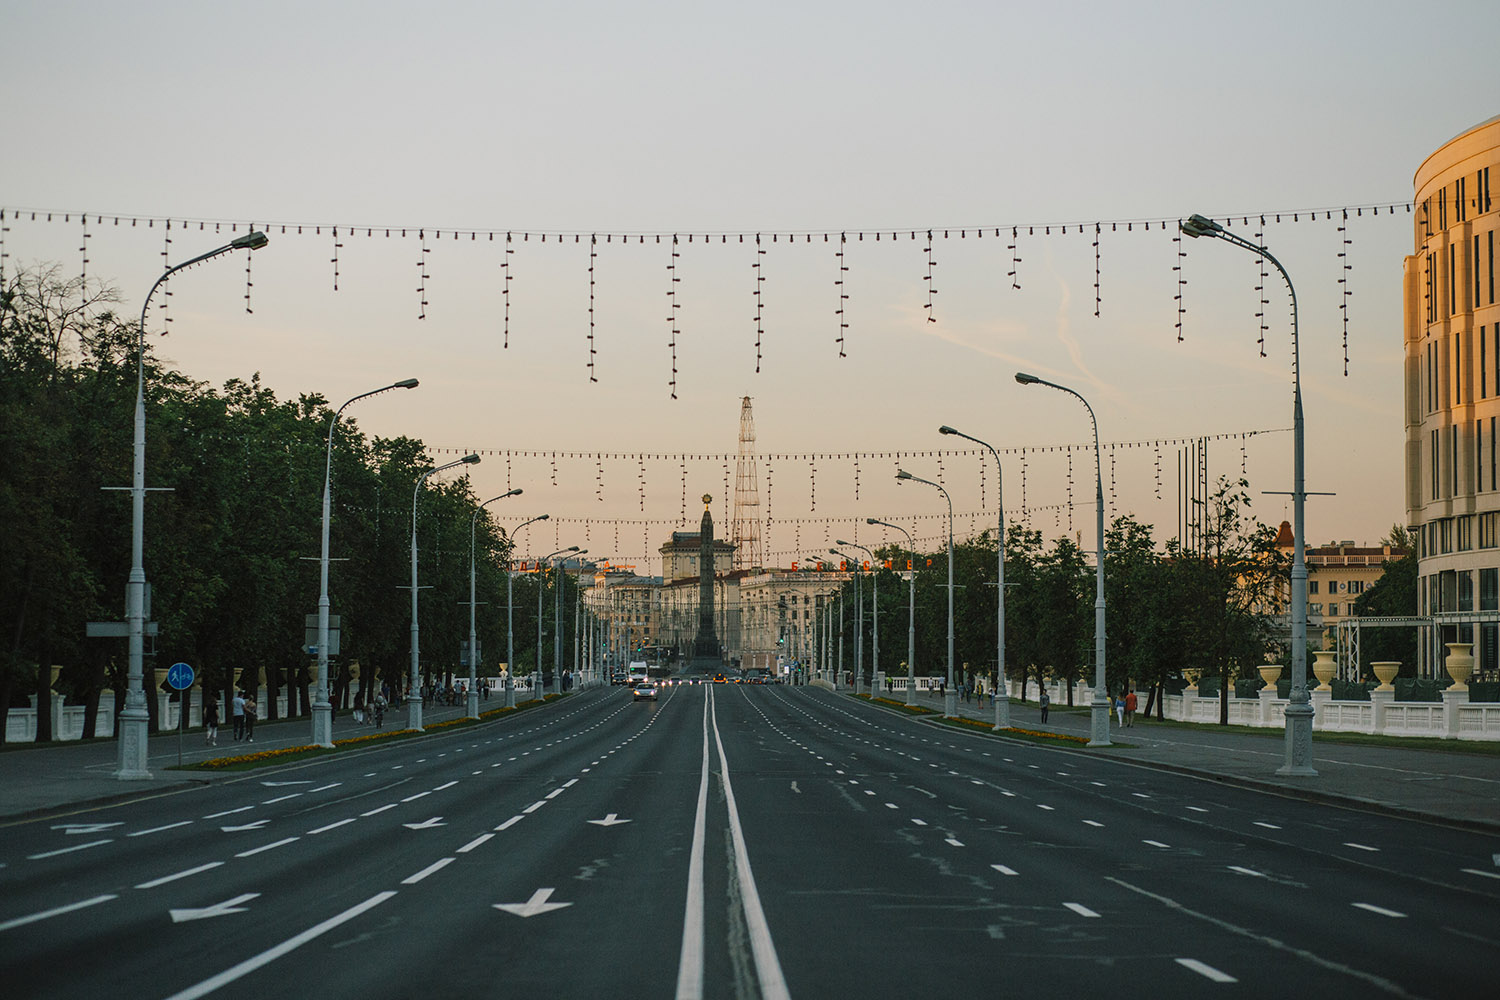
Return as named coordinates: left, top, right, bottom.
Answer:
left=167, top=662, right=195, bottom=768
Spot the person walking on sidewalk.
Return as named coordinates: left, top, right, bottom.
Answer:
left=231, top=691, right=246, bottom=741
left=204, top=697, right=220, bottom=745
left=1039, top=690, right=1050, bottom=723
left=1125, top=689, right=1138, bottom=727
left=244, top=696, right=257, bottom=742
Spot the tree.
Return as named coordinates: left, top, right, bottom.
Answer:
left=1171, top=476, right=1284, bottom=724
left=1351, top=548, right=1418, bottom=675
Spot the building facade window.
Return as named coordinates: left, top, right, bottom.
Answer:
left=1441, top=518, right=1454, bottom=554
left=1458, top=515, right=1474, bottom=551
left=1308, top=580, right=1319, bottom=595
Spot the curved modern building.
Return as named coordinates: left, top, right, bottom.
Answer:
left=1404, top=115, right=1500, bottom=678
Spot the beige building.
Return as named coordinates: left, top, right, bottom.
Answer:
left=1404, top=114, right=1500, bottom=679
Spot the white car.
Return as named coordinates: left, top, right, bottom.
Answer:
left=632, top=681, right=659, bottom=701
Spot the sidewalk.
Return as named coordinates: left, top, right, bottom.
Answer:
left=885, top=686, right=1500, bottom=833
left=0, top=694, right=512, bottom=822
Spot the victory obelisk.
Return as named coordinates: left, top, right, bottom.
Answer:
left=691, top=494, right=722, bottom=669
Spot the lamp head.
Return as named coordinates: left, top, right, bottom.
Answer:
left=895, top=469, right=913, bottom=481
left=505, top=488, right=523, bottom=498
left=537, top=513, right=550, bottom=521
left=1014, top=372, right=1040, bottom=386
left=938, top=425, right=957, bottom=435
left=836, top=539, right=849, bottom=546
left=567, top=545, right=580, bottom=552
left=461, top=453, right=481, bottom=465
left=394, top=378, right=420, bottom=389
left=1180, top=214, right=1222, bottom=239
left=230, top=231, right=269, bottom=251
left=865, top=517, right=880, bottom=525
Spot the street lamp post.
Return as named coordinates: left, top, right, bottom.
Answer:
left=830, top=548, right=862, bottom=692
left=314, top=378, right=419, bottom=747
left=1181, top=213, right=1316, bottom=776
left=896, top=470, right=958, bottom=719
left=838, top=540, right=878, bottom=693
left=468, top=489, right=522, bottom=720
left=409, top=453, right=481, bottom=731
left=1015, top=373, right=1109, bottom=746
left=506, top=515, right=547, bottom=708
left=538, top=547, right=579, bottom=695
left=939, top=426, right=1010, bottom=729
left=868, top=518, right=918, bottom=706
left=554, top=549, right=586, bottom=695
left=115, top=231, right=269, bottom=780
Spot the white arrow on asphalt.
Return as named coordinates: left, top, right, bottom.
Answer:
left=403, top=817, right=446, bottom=830
left=492, top=888, right=573, bottom=918
left=169, top=893, right=260, bottom=923
left=260, top=781, right=312, bottom=787
left=586, top=813, right=631, bottom=827
left=52, top=823, right=123, bottom=835
left=221, top=821, right=270, bottom=832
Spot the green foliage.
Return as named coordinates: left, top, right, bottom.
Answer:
left=1350, top=550, right=1418, bottom=672
left=0, top=266, right=518, bottom=739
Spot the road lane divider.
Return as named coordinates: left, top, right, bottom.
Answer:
left=0, top=894, right=117, bottom=932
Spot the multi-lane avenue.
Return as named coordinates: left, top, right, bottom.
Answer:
left=2, top=684, right=1496, bottom=998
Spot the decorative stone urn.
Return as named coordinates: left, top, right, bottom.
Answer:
left=1370, top=661, right=1400, bottom=691
left=1311, top=649, right=1337, bottom=691
left=1444, top=642, right=1474, bottom=691
left=1257, top=664, right=1282, bottom=687
left=1183, top=668, right=1201, bottom=690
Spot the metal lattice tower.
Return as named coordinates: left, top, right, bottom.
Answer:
left=732, top=396, right=763, bottom=571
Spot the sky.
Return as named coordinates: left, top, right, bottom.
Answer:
left=5, top=0, right=1497, bottom=573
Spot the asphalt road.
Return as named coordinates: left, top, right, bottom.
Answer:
left=2, top=685, right=1496, bottom=999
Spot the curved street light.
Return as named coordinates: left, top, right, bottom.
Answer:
left=1181, top=213, right=1315, bottom=777
left=939, top=425, right=1010, bottom=729
left=897, top=469, right=957, bottom=719
left=409, top=453, right=481, bottom=730
left=837, top=540, right=878, bottom=693
left=1015, top=372, right=1109, bottom=746
left=869, top=518, right=918, bottom=706
left=506, top=515, right=547, bottom=706
left=468, top=489, right=522, bottom=720
left=538, top=547, right=579, bottom=693
left=313, top=378, right=419, bottom=747
left=555, top=549, right=588, bottom=695
left=116, top=231, right=269, bottom=779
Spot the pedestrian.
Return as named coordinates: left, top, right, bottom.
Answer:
left=232, top=690, right=246, bottom=741
left=353, top=697, right=365, bottom=725
left=374, top=692, right=386, bottom=729
left=244, top=695, right=257, bottom=742
left=204, top=696, right=220, bottom=745
left=1125, top=689, right=1138, bottom=727
left=1114, top=694, right=1125, bottom=728
left=1039, top=689, right=1050, bottom=723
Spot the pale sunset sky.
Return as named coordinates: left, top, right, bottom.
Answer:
left=5, top=1, right=1497, bottom=572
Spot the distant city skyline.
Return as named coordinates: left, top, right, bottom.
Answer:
left=5, top=1, right=1494, bottom=570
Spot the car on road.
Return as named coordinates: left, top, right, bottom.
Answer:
left=632, top=680, right=659, bottom=701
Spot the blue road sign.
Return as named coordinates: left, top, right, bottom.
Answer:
left=167, top=662, right=195, bottom=691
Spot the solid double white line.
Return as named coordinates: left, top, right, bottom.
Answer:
left=675, top=686, right=790, bottom=1000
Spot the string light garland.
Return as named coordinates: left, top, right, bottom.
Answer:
left=416, top=231, right=429, bottom=319
left=753, top=235, right=765, bottom=373
left=924, top=230, right=938, bottom=323
left=160, top=220, right=172, bottom=334
left=588, top=234, right=599, bottom=383
left=835, top=233, right=848, bottom=357
left=667, top=235, right=680, bottom=398
left=1008, top=226, right=1021, bottom=289
left=502, top=232, right=513, bottom=349
left=1093, top=223, right=1101, bottom=318
left=79, top=215, right=89, bottom=286
left=1254, top=217, right=1268, bottom=357
left=331, top=228, right=342, bottom=292
left=1173, top=222, right=1185, bottom=342
left=1339, top=209, right=1352, bottom=375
